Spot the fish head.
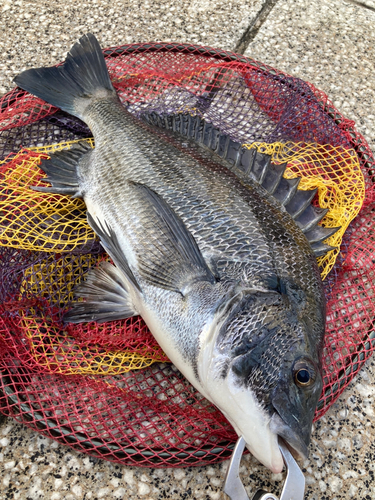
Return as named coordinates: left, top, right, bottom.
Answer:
left=198, top=278, right=324, bottom=473
left=268, top=344, right=323, bottom=465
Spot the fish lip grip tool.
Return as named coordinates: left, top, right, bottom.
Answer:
left=224, top=437, right=305, bottom=500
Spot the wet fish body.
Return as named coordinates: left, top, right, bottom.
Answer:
left=14, top=35, right=332, bottom=473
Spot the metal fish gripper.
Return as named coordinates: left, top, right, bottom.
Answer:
left=224, top=437, right=305, bottom=500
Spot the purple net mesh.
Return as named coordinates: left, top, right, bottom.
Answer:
left=0, top=42, right=374, bottom=467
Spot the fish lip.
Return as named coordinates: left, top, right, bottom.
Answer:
left=269, top=411, right=309, bottom=461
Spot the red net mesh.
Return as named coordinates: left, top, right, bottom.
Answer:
left=0, top=42, right=374, bottom=467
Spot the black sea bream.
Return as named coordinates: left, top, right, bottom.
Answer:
left=14, top=34, right=337, bottom=473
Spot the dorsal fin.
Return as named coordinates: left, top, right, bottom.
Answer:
left=141, top=111, right=339, bottom=257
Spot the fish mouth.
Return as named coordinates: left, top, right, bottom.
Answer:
left=269, top=411, right=309, bottom=461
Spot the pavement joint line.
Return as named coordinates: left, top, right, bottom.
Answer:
left=234, top=0, right=281, bottom=54
left=345, top=0, right=375, bottom=11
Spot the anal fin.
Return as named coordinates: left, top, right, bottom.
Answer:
left=33, top=142, right=92, bottom=197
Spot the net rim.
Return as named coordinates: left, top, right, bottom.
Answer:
left=1, top=368, right=235, bottom=464
left=1, top=41, right=374, bottom=466
left=4, top=40, right=374, bottom=173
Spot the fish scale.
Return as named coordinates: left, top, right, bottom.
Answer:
left=83, top=99, right=278, bottom=280
left=14, top=33, right=331, bottom=474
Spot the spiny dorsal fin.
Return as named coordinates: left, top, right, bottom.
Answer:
left=310, top=241, right=337, bottom=257
left=295, top=205, right=328, bottom=233
left=284, top=187, right=317, bottom=218
left=272, top=177, right=301, bottom=206
left=141, top=111, right=340, bottom=257
left=304, top=226, right=340, bottom=245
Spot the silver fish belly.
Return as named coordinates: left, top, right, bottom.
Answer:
left=14, top=34, right=333, bottom=473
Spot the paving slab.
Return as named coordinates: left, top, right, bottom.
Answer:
left=350, top=0, right=375, bottom=9
left=0, top=0, right=264, bottom=95
left=245, top=0, right=375, bottom=151
left=1, top=0, right=375, bottom=499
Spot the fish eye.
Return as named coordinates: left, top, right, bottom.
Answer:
left=293, top=359, right=316, bottom=387
left=295, top=368, right=311, bottom=385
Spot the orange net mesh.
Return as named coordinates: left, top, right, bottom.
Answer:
left=0, top=42, right=374, bottom=467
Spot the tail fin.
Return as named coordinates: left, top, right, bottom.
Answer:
left=13, top=33, right=115, bottom=118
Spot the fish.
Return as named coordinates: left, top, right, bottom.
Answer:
left=14, top=34, right=336, bottom=473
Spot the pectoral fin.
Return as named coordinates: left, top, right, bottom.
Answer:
left=129, top=181, right=217, bottom=295
left=66, top=182, right=217, bottom=324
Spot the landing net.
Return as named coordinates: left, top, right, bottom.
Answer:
left=0, top=42, right=374, bottom=467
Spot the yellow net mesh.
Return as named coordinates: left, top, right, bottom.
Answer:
left=19, top=310, right=166, bottom=376
left=20, top=253, right=97, bottom=304
left=0, top=138, right=365, bottom=375
left=0, top=140, right=95, bottom=253
left=246, top=141, right=365, bottom=280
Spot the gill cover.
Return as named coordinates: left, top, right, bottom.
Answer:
left=197, top=274, right=324, bottom=472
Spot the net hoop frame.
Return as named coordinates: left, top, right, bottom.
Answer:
left=0, top=41, right=374, bottom=467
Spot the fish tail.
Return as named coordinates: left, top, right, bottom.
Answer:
left=13, top=33, right=115, bottom=119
